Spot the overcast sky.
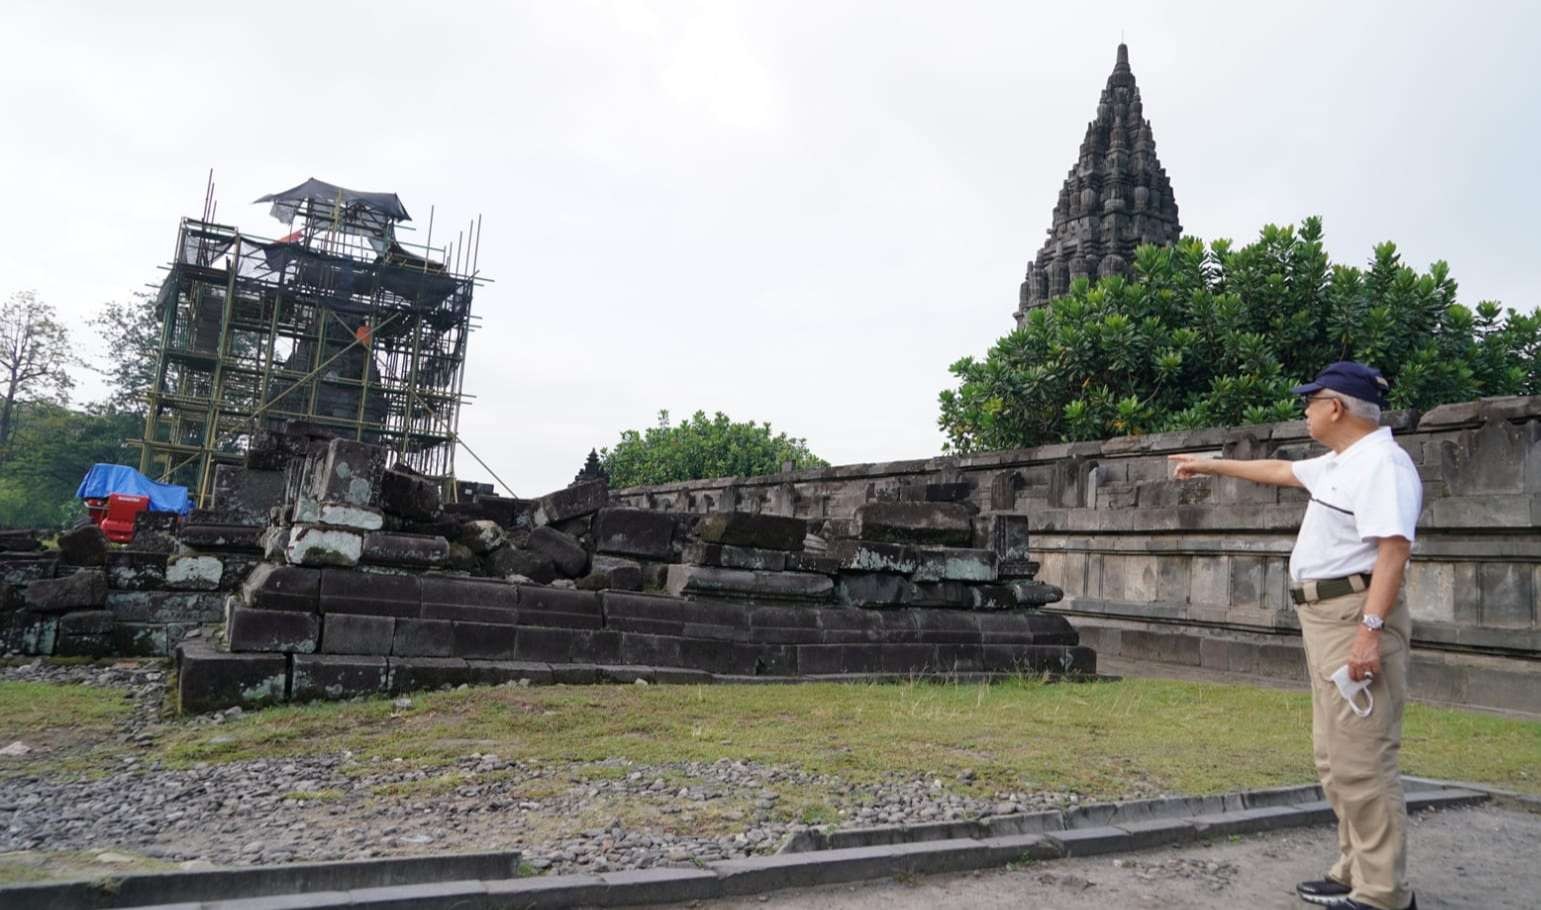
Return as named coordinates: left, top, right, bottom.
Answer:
left=3, top=1, right=1538, bottom=496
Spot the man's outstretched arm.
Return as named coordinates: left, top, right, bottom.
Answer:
left=1167, top=454, right=1304, bottom=488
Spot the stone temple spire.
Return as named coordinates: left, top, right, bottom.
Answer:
left=1014, top=43, right=1182, bottom=326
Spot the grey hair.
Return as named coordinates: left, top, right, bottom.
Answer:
left=1322, top=389, right=1381, bottom=423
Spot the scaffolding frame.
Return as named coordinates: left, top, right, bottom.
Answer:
left=134, top=184, right=487, bottom=508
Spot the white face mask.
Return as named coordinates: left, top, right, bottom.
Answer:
left=1328, top=665, right=1374, bottom=717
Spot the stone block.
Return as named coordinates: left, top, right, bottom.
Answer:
left=212, top=463, right=286, bottom=525
left=106, top=590, right=224, bottom=623
left=241, top=563, right=321, bottom=611
left=1007, top=580, right=1063, bottom=607
left=166, top=554, right=224, bottom=591
left=1229, top=556, right=1265, bottom=609
left=361, top=532, right=449, bottom=568
left=56, top=523, right=108, bottom=566
left=108, top=623, right=171, bottom=657
left=308, top=437, right=386, bottom=507
left=485, top=546, right=557, bottom=583
left=1403, top=562, right=1455, bottom=625
left=787, top=551, right=842, bottom=574
left=319, top=570, right=421, bottom=618
left=420, top=576, right=518, bottom=624
left=177, top=523, right=264, bottom=551
left=465, top=659, right=556, bottom=686
left=451, top=621, right=520, bottom=659
left=603, top=591, right=693, bottom=636
left=461, top=519, right=509, bottom=555
left=131, top=511, right=179, bottom=553
left=387, top=657, right=471, bottom=693
left=533, top=479, right=609, bottom=526
left=291, top=654, right=389, bottom=701
left=286, top=525, right=363, bottom=567
left=912, top=547, right=997, bottom=583
left=683, top=542, right=787, bottom=572
left=666, top=564, right=834, bottom=602
left=392, top=618, right=455, bottom=657
left=528, top=526, right=589, bottom=578
left=321, top=613, right=396, bottom=655
left=0, top=610, right=56, bottom=654
left=445, top=542, right=478, bottom=572
left=1188, top=556, right=1230, bottom=606
left=911, top=610, right=981, bottom=643
left=514, top=627, right=622, bottom=664
left=227, top=605, right=320, bottom=653
left=620, top=632, right=684, bottom=667
left=796, top=643, right=883, bottom=675
left=906, top=581, right=975, bottom=608
left=311, top=502, right=384, bottom=531
left=22, top=569, right=107, bottom=613
left=176, top=638, right=287, bottom=713
left=379, top=466, right=441, bottom=520
left=0, top=553, right=58, bottom=586
left=1479, top=562, right=1535, bottom=628
left=854, top=502, right=973, bottom=547
left=976, top=512, right=1031, bottom=564
left=592, top=508, right=675, bottom=559
left=898, top=481, right=974, bottom=503
left=516, top=586, right=603, bottom=629
left=970, top=584, right=1018, bottom=610
left=577, top=555, right=644, bottom=591
left=58, top=609, right=114, bottom=636
left=0, top=529, right=42, bottom=551
left=826, top=540, right=917, bottom=574
left=696, top=512, right=807, bottom=551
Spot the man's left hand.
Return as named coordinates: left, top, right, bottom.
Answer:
left=1348, top=627, right=1382, bottom=681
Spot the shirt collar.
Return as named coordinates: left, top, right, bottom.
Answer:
left=1328, top=426, right=1393, bottom=463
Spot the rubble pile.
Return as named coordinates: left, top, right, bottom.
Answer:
left=3, top=423, right=1093, bottom=713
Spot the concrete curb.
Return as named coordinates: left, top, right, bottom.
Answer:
left=14, top=783, right=1498, bottom=909
left=0, top=850, right=521, bottom=910
left=1403, top=775, right=1541, bottom=815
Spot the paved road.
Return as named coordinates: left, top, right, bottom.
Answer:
left=664, top=806, right=1539, bottom=910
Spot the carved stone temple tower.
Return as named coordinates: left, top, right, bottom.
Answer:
left=1014, top=43, right=1182, bottom=326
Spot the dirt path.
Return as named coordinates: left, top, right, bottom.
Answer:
left=674, top=805, right=1540, bottom=910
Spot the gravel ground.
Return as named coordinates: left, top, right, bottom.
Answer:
left=0, top=661, right=1102, bottom=878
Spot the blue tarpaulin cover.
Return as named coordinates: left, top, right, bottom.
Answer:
left=75, top=464, right=191, bottom=515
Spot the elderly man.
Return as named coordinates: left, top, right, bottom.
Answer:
left=1170, top=361, right=1422, bottom=910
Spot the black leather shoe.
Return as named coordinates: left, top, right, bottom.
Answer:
left=1296, top=878, right=1351, bottom=904
left=1318, top=896, right=1418, bottom=910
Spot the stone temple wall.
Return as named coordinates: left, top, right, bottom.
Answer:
left=612, top=395, right=1541, bottom=716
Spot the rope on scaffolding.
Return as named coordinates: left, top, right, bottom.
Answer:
left=453, top=433, right=517, bottom=499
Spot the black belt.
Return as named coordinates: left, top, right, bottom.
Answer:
left=1291, top=573, right=1372, bottom=605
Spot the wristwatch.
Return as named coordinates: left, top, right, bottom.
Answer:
left=1361, top=613, right=1385, bottom=632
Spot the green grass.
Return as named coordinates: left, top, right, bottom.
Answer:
left=0, top=681, right=138, bottom=776
left=137, top=678, right=1540, bottom=798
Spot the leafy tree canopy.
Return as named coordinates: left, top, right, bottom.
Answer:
left=0, top=402, right=139, bottom=529
left=939, top=217, right=1541, bottom=453
left=600, top=410, right=828, bottom=488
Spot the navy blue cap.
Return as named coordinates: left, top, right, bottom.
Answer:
left=1291, top=361, right=1389, bottom=406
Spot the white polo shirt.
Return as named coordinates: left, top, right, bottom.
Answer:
left=1288, top=427, right=1422, bottom=582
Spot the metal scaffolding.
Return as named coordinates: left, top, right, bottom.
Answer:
left=134, top=177, right=487, bottom=507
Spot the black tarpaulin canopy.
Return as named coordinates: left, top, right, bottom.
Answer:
left=253, top=178, right=412, bottom=235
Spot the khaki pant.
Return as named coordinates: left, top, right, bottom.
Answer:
left=1297, top=590, right=1412, bottom=910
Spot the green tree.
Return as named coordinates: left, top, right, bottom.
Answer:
left=90, top=291, right=161, bottom=415
left=939, top=218, right=1541, bottom=453
left=0, top=402, right=139, bottom=529
left=600, top=410, right=829, bottom=488
left=0, top=290, right=77, bottom=450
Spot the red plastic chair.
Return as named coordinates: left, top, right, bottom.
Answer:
left=100, top=494, right=150, bottom=543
